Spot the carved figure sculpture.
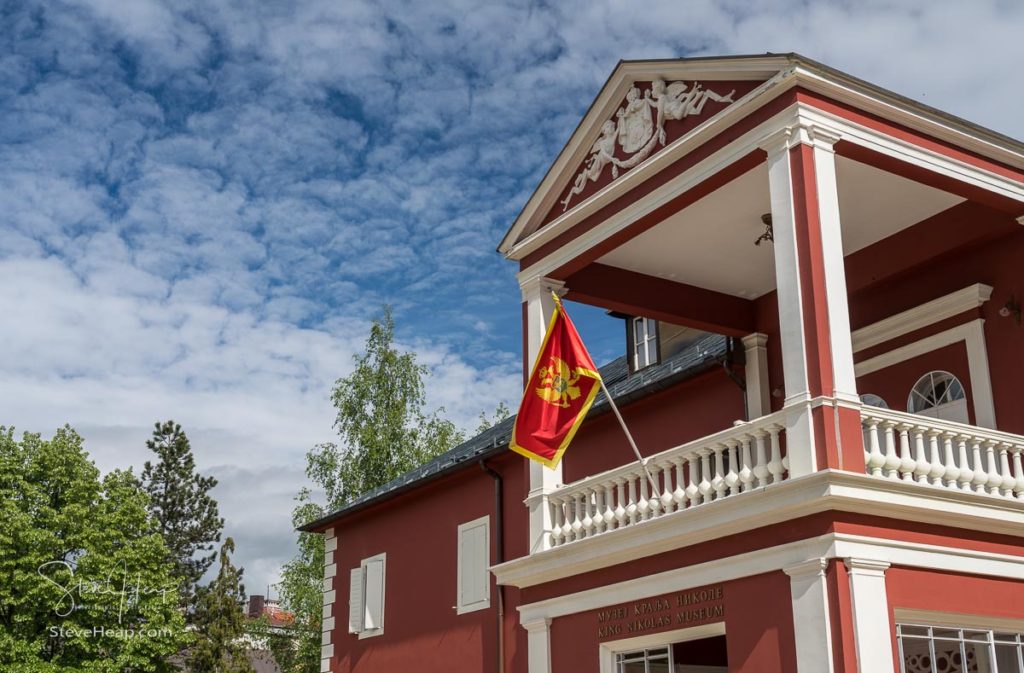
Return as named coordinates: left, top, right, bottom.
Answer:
left=559, top=79, right=737, bottom=211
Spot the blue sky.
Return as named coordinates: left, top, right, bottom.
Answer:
left=3, top=0, right=1023, bottom=593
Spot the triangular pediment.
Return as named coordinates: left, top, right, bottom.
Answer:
left=499, top=55, right=797, bottom=256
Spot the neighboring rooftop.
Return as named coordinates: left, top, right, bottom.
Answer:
left=300, top=332, right=731, bottom=532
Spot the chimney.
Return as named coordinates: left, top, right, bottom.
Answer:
left=247, top=594, right=265, bottom=619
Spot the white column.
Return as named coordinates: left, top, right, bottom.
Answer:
left=784, top=558, right=835, bottom=673
left=523, top=617, right=552, bottom=673
left=809, top=128, right=858, bottom=405
left=521, top=276, right=566, bottom=553
left=742, top=333, right=770, bottom=419
left=845, top=558, right=894, bottom=673
left=763, top=128, right=816, bottom=477
left=321, top=528, right=337, bottom=673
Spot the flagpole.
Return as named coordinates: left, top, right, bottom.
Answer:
left=598, top=378, right=661, bottom=497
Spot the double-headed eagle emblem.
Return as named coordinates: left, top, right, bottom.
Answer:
left=535, top=356, right=583, bottom=408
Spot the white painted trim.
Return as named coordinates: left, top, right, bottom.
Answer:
left=523, top=618, right=552, bottom=673
left=501, top=58, right=796, bottom=256
left=456, top=515, right=491, bottom=614
left=598, top=623, right=726, bottom=673
left=784, top=558, right=835, bottom=673
left=893, top=608, right=1024, bottom=634
left=742, top=333, right=770, bottom=418
left=844, top=558, right=893, bottom=673
left=321, top=529, right=336, bottom=673
left=851, top=284, right=993, bottom=353
left=495, top=467, right=1024, bottom=590
left=521, top=279, right=564, bottom=553
left=854, top=319, right=997, bottom=428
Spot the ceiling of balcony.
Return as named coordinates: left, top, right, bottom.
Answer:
left=597, top=156, right=964, bottom=299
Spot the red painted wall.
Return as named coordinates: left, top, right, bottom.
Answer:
left=325, top=450, right=528, bottom=673
left=548, top=573, right=795, bottom=673
left=562, top=369, right=745, bottom=484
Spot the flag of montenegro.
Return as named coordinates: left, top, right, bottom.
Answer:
left=510, top=294, right=602, bottom=469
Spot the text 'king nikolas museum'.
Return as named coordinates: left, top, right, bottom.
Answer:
left=302, top=54, right=1024, bottom=673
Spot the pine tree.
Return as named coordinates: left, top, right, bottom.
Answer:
left=190, top=538, right=254, bottom=673
left=141, top=421, right=224, bottom=617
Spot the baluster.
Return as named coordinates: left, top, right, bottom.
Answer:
left=753, top=432, right=769, bottom=488
left=883, top=422, right=900, bottom=479
left=603, top=482, right=617, bottom=530
left=660, top=463, right=675, bottom=513
left=926, top=430, right=945, bottom=486
left=647, top=469, right=663, bottom=519
left=898, top=425, right=915, bottom=481
left=984, top=441, right=1003, bottom=496
left=738, top=435, right=754, bottom=492
left=684, top=454, right=700, bottom=506
left=911, top=426, right=930, bottom=484
left=864, top=420, right=884, bottom=477
left=970, top=438, right=988, bottom=493
left=592, top=488, right=605, bottom=534
left=768, top=425, right=785, bottom=484
left=582, top=490, right=596, bottom=537
left=571, top=493, right=584, bottom=541
left=698, top=449, right=713, bottom=505
left=1013, top=447, right=1024, bottom=500
left=614, top=479, right=628, bottom=528
left=637, top=472, right=652, bottom=520
left=711, top=444, right=726, bottom=500
left=956, top=434, right=974, bottom=491
left=725, top=440, right=740, bottom=496
left=549, top=496, right=563, bottom=547
left=998, top=444, right=1014, bottom=498
left=626, top=476, right=639, bottom=525
left=941, top=432, right=960, bottom=489
left=672, top=459, right=687, bottom=509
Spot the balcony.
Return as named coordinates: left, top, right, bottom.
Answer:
left=545, top=405, right=1024, bottom=550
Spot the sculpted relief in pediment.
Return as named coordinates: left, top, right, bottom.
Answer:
left=558, top=79, right=738, bottom=213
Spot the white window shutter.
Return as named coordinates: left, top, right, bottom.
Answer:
left=457, top=517, right=489, bottom=612
left=363, top=558, right=384, bottom=630
left=348, top=567, right=364, bottom=634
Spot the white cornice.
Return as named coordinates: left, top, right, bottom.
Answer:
left=491, top=469, right=1024, bottom=589
left=851, top=283, right=993, bottom=353
left=500, top=57, right=1024, bottom=263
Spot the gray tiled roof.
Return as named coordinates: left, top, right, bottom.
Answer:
left=300, top=332, right=730, bottom=531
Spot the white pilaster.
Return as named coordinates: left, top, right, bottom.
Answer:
left=321, top=527, right=336, bottom=673
left=523, top=618, right=552, bottom=673
left=521, top=276, right=566, bottom=553
left=762, top=128, right=816, bottom=477
left=741, top=333, right=770, bottom=419
left=809, top=131, right=858, bottom=404
left=845, top=558, right=894, bottom=673
left=784, top=558, right=835, bottom=673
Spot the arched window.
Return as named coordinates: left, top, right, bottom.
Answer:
left=907, top=371, right=968, bottom=423
left=859, top=393, right=889, bottom=409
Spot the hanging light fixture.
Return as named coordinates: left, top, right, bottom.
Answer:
left=754, top=213, right=773, bottom=247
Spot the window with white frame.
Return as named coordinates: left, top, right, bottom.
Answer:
left=629, top=316, right=659, bottom=372
left=348, top=552, right=385, bottom=638
left=897, top=622, right=1024, bottom=673
left=603, top=628, right=728, bottom=673
left=907, top=370, right=968, bottom=424
left=860, top=393, right=889, bottom=409
left=456, top=516, right=490, bottom=614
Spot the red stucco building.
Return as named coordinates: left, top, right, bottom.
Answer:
left=302, top=54, right=1024, bottom=673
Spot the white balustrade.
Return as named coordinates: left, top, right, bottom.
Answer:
left=546, top=410, right=789, bottom=548
left=861, top=407, right=1024, bottom=501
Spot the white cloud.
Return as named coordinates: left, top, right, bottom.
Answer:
left=2, top=0, right=1022, bottom=594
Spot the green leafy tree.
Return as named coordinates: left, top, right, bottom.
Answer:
left=189, top=538, right=254, bottom=673
left=475, top=401, right=511, bottom=435
left=141, top=421, right=224, bottom=617
left=0, top=425, right=188, bottom=672
left=267, top=306, right=465, bottom=673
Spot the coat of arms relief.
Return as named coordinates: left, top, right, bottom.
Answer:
left=559, top=79, right=736, bottom=211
